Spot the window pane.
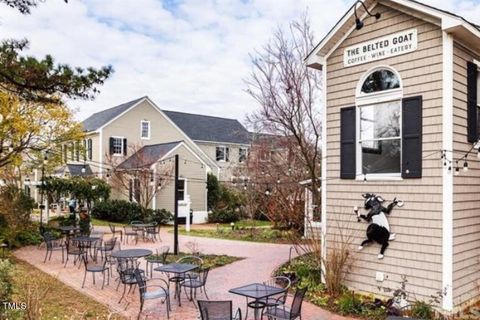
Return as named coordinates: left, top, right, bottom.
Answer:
left=361, top=69, right=400, bottom=94
left=360, top=102, right=400, bottom=141
left=141, top=122, right=149, bottom=138
left=239, top=148, right=247, bottom=162
left=113, top=138, right=123, bottom=154
left=362, top=139, right=401, bottom=174
left=216, top=147, right=225, bottom=161
left=177, top=180, right=185, bottom=201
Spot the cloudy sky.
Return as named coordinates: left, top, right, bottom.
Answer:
left=2, top=0, right=480, bottom=124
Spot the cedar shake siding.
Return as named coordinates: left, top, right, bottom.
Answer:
left=325, top=4, right=443, bottom=301
left=452, top=42, right=480, bottom=306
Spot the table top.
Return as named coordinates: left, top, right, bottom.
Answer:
left=131, top=223, right=156, bottom=228
left=111, top=249, right=153, bottom=259
left=229, top=283, right=286, bottom=299
left=155, top=263, right=198, bottom=274
left=71, top=236, right=100, bottom=242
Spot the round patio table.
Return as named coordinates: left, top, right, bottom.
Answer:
left=111, top=249, right=153, bottom=259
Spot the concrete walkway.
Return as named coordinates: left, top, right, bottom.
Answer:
left=14, top=227, right=355, bottom=320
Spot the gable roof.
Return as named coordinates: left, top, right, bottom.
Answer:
left=117, top=141, right=182, bottom=170
left=82, top=96, right=146, bottom=132
left=162, top=110, right=250, bottom=145
left=55, top=164, right=93, bottom=177
left=306, top=0, right=480, bottom=68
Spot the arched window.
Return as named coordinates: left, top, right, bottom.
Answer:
left=360, top=69, right=400, bottom=94
left=356, top=67, right=403, bottom=179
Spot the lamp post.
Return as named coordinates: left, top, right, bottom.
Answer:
left=173, top=154, right=179, bottom=255
left=39, top=151, right=48, bottom=232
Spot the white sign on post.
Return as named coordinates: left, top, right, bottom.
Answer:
left=344, top=29, right=418, bottom=67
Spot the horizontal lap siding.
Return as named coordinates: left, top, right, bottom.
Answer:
left=325, top=4, right=443, bottom=301
left=452, top=43, right=480, bottom=306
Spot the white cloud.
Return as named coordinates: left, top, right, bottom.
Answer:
left=1, top=0, right=479, bottom=124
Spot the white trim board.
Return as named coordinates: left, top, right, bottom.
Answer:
left=441, top=31, right=454, bottom=312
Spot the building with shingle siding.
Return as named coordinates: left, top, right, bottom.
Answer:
left=306, top=0, right=480, bottom=312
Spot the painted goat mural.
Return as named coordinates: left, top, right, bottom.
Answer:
left=354, top=193, right=404, bottom=259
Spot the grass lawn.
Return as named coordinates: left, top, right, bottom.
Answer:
left=146, top=252, right=243, bottom=270
left=6, top=258, right=125, bottom=320
left=173, top=222, right=292, bottom=244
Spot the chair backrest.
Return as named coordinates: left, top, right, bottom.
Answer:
left=156, top=246, right=170, bottom=262
left=43, top=233, right=56, bottom=248
left=104, top=237, right=117, bottom=250
left=66, top=239, right=82, bottom=253
left=130, top=220, right=143, bottom=225
left=197, top=300, right=232, bottom=320
left=199, top=268, right=210, bottom=285
left=176, top=255, right=203, bottom=266
left=108, top=224, right=116, bottom=233
left=133, top=268, right=147, bottom=298
left=290, top=287, right=307, bottom=318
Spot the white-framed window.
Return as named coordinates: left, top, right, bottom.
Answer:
left=112, top=137, right=124, bottom=156
left=141, top=120, right=150, bottom=139
left=356, top=66, right=403, bottom=179
left=216, top=146, right=229, bottom=162
left=239, top=147, right=248, bottom=163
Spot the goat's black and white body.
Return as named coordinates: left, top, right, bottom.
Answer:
left=355, top=193, right=402, bottom=259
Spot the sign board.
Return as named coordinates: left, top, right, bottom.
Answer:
left=344, top=29, right=417, bottom=67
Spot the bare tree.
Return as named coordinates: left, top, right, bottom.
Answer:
left=105, top=144, right=174, bottom=215
left=245, top=13, right=322, bottom=208
left=234, top=134, right=306, bottom=231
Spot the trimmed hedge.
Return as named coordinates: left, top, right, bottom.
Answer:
left=91, top=200, right=172, bottom=224
left=207, top=210, right=240, bottom=223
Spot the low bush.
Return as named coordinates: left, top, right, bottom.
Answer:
left=410, top=300, right=434, bottom=320
left=207, top=210, right=240, bottom=223
left=91, top=200, right=172, bottom=224
left=0, top=259, right=14, bottom=304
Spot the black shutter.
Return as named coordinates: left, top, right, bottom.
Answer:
left=128, top=179, right=133, bottom=202
left=123, top=138, right=128, bottom=156
left=109, top=137, right=114, bottom=155
left=75, top=141, right=80, bottom=161
left=467, top=61, right=478, bottom=143
left=83, top=140, right=87, bottom=161
left=87, top=139, right=92, bottom=160
left=340, top=106, right=356, bottom=179
left=134, top=178, right=140, bottom=203
left=402, top=96, right=423, bottom=178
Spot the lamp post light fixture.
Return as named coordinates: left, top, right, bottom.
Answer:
left=354, top=0, right=381, bottom=30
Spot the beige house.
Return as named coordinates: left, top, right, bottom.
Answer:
left=70, top=96, right=249, bottom=222
left=306, top=0, right=480, bottom=312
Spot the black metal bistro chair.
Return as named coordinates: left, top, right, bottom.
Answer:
left=181, top=267, right=210, bottom=303
left=146, top=246, right=169, bottom=277
left=42, top=232, right=65, bottom=263
left=81, top=254, right=110, bottom=289
left=109, top=224, right=123, bottom=242
left=197, top=300, right=242, bottom=320
left=255, top=276, right=291, bottom=318
left=116, top=258, right=146, bottom=304
left=96, top=237, right=117, bottom=262
left=64, top=239, right=84, bottom=268
left=263, top=287, right=307, bottom=320
left=123, top=226, right=139, bottom=244
left=144, top=224, right=160, bottom=242
left=133, top=268, right=171, bottom=319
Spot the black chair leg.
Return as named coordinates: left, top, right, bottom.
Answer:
left=82, top=270, right=87, bottom=288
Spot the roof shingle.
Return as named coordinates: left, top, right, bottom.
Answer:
left=82, top=96, right=146, bottom=132
left=163, top=110, right=250, bottom=144
left=117, top=142, right=181, bottom=170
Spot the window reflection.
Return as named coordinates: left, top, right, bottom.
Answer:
left=361, top=69, right=400, bottom=94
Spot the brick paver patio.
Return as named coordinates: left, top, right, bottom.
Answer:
left=14, top=226, right=355, bottom=320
